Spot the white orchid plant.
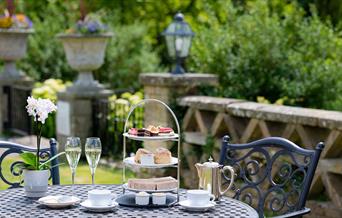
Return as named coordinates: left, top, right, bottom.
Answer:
left=19, top=96, right=64, bottom=171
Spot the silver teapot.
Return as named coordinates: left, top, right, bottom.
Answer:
left=195, top=157, right=235, bottom=201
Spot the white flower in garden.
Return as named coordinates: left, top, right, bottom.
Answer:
left=26, top=96, right=57, bottom=124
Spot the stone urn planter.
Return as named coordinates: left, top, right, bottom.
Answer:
left=23, top=169, right=49, bottom=198
left=0, top=28, right=33, bottom=79
left=57, top=33, right=113, bottom=93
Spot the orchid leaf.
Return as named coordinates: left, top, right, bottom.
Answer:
left=50, top=163, right=65, bottom=169
left=39, top=152, right=65, bottom=170
left=20, top=152, right=37, bottom=170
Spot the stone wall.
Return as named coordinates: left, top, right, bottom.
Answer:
left=178, top=95, right=342, bottom=217
left=139, top=73, right=218, bottom=151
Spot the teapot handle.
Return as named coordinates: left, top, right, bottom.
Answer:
left=219, top=166, right=235, bottom=196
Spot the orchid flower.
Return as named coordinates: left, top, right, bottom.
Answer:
left=26, top=96, right=57, bottom=124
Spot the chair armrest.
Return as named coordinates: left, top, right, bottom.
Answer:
left=272, top=208, right=310, bottom=218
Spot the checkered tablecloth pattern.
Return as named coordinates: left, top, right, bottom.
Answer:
left=0, top=185, right=258, bottom=218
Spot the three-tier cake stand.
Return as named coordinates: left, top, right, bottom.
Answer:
left=121, top=99, right=181, bottom=205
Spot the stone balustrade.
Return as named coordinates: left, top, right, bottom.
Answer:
left=178, top=95, right=342, bottom=212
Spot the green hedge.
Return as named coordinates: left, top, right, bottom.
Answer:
left=15, top=1, right=161, bottom=90
left=3, top=0, right=342, bottom=110
left=188, top=0, right=342, bottom=110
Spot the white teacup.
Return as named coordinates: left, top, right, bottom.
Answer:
left=187, top=189, right=214, bottom=206
left=88, top=189, right=116, bottom=206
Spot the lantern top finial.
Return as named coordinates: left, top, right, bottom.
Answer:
left=174, top=12, right=184, bottom=22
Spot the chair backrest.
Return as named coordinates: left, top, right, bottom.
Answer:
left=219, top=136, right=324, bottom=217
left=0, top=138, right=60, bottom=189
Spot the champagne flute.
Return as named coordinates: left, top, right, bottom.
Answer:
left=65, top=137, right=81, bottom=196
left=85, top=137, right=102, bottom=185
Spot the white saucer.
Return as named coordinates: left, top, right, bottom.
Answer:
left=178, top=200, right=216, bottom=212
left=38, top=195, right=81, bottom=208
left=80, top=199, right=118, bottom=212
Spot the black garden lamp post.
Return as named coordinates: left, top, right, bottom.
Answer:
left=162, top=12, right=195, bottom=74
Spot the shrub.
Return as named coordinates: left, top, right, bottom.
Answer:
left=32, top=79, right=71, bottom=138
left=97, top=22, right=161, bottom=90
left=15, top=1, right=160, bottom=90
left=188, top=0, right=342, bottom=110
left=18, top=2, right=76, bottom=81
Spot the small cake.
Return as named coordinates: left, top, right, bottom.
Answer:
left=127, top=177, right=178, bottom=191
left=134, top=148, right=153, bottom=163
left=146, top=125, right=159, bottom=136
left=158, top=126, right=174, bottom=136
left=128, top=179, right=155, bottom=190
left=128, top=128, right=138, bottom=135
left=128, top=179, right=154, bottom=190
left=154, top=148, right=172, bottom=164
left=137, top=128, right=146, bottom=136
left=156, top=180, right=178, bottom=190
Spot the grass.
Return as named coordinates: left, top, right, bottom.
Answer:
left=0, top=157, right=128, bottom=190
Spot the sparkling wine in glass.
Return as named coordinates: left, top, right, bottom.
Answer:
left=65, top=137, right=81, bottom=196
left=85, top=137, right=102, bottom=185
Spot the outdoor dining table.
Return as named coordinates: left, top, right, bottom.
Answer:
left=0, top=184, right=258, bottom=218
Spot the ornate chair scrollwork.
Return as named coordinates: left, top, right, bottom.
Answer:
left=219, top=136, right=324, bottom=218
left=0, top=138, right=60, bottom=189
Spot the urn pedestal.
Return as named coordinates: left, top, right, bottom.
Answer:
left=56, top=33, right=113, bottom=150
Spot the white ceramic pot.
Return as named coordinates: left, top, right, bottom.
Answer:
left=0, top=29, right=33, bottom=79
left=57, top=33, right=113, bottom=93
left=23, top=169, right=49, bottom=198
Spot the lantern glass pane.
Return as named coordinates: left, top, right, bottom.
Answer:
left=165, top=35, right=176, bottom=57
left=180, top=36, right=191, bottom=57
left=163, top=17, right=194, bottom=59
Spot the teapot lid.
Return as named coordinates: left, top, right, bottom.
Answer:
left=203, top=157, right=220, bottom=168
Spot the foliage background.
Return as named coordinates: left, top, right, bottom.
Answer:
left=0, top=0, right=341, bottom=110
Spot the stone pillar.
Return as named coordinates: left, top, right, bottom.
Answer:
left=139, top=73, right=218, bottom=150
left=56, top=89, right=112, bottom=152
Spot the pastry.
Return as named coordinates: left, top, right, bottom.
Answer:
left=158, top=126, right=174, bottom=136
left=134, top=148, right=153, bottom=163
left=156, top=180, right=178, bottom=190
left=129, top=179, right=155, bottom=190
left=154, top=148, right=172, bottom=164
left=146, top=125, right=159, bottom=136
left=137, top=128, right=146, bottom=136
left=128, top=177, right=178, bottom=191
left=128, top=128, right=138, bottom=135
left=130, top=125, right=163, bottom=137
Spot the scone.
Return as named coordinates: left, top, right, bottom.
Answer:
left=134, top=148, right=152, bottom=163
left=154, top=148, right=172, bottom=164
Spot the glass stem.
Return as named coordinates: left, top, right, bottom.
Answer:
left=71, top=169, right=75, bottom=196
left=92, top=172, right=95, bottom=185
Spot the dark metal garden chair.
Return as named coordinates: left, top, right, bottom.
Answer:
left=219, top=136, right=324, bottom=218
left=0, top=138, right=60, bottom=189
